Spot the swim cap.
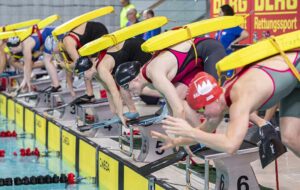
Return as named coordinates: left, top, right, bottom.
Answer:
left=44, top=36, right=58, bottom=53
left=74, top=56, right=93, bottom=74
left=7, top=36, right=21, bottom=47
left=186, top=72, right=222, bottom=110
left=114, top=61, right=141, bottom=87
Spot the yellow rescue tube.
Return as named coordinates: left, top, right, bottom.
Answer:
left=216, top=30, right=300, bottom=73
left=0, top=29, right=27, bottom=40
left=78, top=16, right=168, bottom=56
left=0, top=19, right=41, bottom=32
left=141, top=16, right=245, bottom=52
left=0, top=15, right=59, bottom=40
left=52, top=6, right=114, bottom=36
left=19, top=14, right=60, bottom=41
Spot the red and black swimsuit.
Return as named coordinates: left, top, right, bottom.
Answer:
left=142, top=38, right=227, bottom=86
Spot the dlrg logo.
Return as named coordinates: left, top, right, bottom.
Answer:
left=62, top=136, right=70, bottom=145
left=99, top=158, right=110, bottom=172
left=36, top=120, right=42, bottom=128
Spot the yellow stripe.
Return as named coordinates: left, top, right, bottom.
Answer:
left=35, top=114, right=47, bottom=146
left=62, top=130, right=76, bottom=167
left=48, top=122, right=61, bottom=151
left=7, top=99, right=15, bottom=121
left=255, top=11, right=297, bottom=15
left=0, top=94, right=7, bottom=117
left=24, top=109, right=34, bottom=134
left=79, top=140, right=96, bottom=177
left=99, top=151, right=119, bottom=190
left=47, top=122, right=61, bottom=174
left=124, top=166, right=148, bottom=190
left=15, top=103, right=24, bottom=129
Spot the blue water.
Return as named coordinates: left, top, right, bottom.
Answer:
left=0, top=116, right=98, bottom=190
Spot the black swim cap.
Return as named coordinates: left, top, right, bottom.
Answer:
left=74, top=56, right=93, bottom=74
left=7, top=37, right=21, bottom=47
left=114, top=61, right=141, bottom=87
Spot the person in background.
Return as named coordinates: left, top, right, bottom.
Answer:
left=126, top=8, right=139, bottom=26
left=120, top=0, right=135, bottom=28
left=215, top=4, right=249, bottom=78
left=215, top=4, right=249, bottom=54
left=142, top=9, right=161, bottom=40
left=126, top=8, right=143, bottom=39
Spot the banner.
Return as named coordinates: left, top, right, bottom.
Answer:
left=210, top=0, right=299, bottom=43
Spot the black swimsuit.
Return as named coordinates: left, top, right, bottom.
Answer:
left=105, top=38, right=152, bottom=74
left=67, top=21, right=108, bottom=58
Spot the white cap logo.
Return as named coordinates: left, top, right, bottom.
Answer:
left=193, top=79, right=216, bottom=99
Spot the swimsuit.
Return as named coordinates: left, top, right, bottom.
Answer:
left=225, top=52, right=300, bottom=117
left=97, top=38, right=152, bottom=74
left=142, top=38, right=226, bottom=86
left=67, top=21, right=108, bottom=58
left=31, top=27, right=55, bottom=54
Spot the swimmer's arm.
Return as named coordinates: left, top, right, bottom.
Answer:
left=151, top=75, right=185, bottom=119
left=189, top=101, right=250, bottom=154
left=230, top=30, right=249, bottom=46
left=98, top=78, right=116, bottom=114
left=119, top=88, right=137, bottom=113
left=98, top=65, right=125, bottom=121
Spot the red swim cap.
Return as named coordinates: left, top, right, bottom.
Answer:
left=186, top=72, right=222, bottom=110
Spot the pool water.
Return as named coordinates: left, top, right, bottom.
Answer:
left=0, top=116, right=98, bottom=190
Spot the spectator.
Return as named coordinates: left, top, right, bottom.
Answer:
left=126, top=8, right=143, bottom=39
left=142, top=9, right=161, bottom=40
left=120, top=0, right=135, bottom=28
left=126, top=8, right=139, bottom=26
left=215, top=4, right=249, bottom=54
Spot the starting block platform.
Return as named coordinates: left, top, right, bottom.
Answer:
left=0, top=92, right=268, bottom=190
left=187, top=141, right=259, bottom=190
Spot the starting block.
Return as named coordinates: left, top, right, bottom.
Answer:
left=75, top=98, right=119, bottom=137
left=0, top=74, right=22, bottom=92
left=186, top=141, right=259, bottom=190
left=130, top=120, right=173, bottom=163
left=15, top=79, right=52, bottom=105
left=121, top=105, right=173, bottom=162
left=45, top=88, right=87, bottom=120
left=31, top=79, right=52, bottom=91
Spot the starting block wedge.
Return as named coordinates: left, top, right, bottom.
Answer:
left=122, top=104, right=173, bottom=162
left=44, top=88, right=86, bottom=120
left=75, top=98, right=119, bottom=137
